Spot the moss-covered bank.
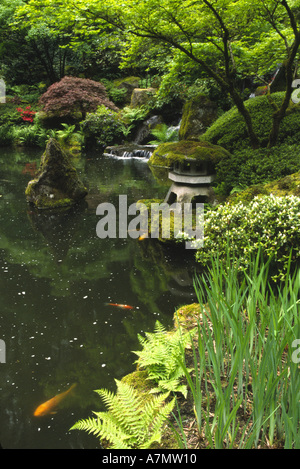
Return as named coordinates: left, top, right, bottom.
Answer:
left=227, top=170, right=300, bottom=205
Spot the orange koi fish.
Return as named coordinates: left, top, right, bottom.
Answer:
left=34, top=383, right=76, bottom=417
left=105, top=303, right=134, bottom=310
left=138, top=233, right=148, bottom=241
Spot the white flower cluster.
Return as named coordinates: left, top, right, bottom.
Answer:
left=195, top=194, right=300, bottom=279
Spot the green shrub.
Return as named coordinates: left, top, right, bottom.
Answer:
left=194, top=194, right=300, bottom=280
left=101, top=79, right=128, bottom=106
left=201, top=92, right=300, bottom=152
left=56, top=123, right=83, bottom=145
left=81, top=105, right=125, bottom=149
left=0, top=125, right=14, bottom=146
left=121, top=105, right=149, bottom=126
left=0, top=103, right=23, bottom=127
left=12, top=125, right=40, bottom=146
left=214, top=143, right=300, bottom=195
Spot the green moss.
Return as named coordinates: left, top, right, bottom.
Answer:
left=25, top=138, right=87, bottom=209
left=113, top=76, right=140, bottom=87
left=37, top=110, right=83, bottom=128
left=174, top=303, right=201, bottom=331
left=148, top=140, right=231, bottom=169
left=137, top=198, right=176, bottom=244
left=121, top=370, right=154, bottom=395
left=137, top=198, right=198, bottom=245
left=26, top=191, right=73, bottom=210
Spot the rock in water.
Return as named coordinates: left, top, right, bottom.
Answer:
left=25, top=138, right=87, bottom=209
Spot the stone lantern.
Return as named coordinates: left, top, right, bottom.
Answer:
left=148, top=140, right=231, bottom=206
left=164, top=157, right=216, bottom=205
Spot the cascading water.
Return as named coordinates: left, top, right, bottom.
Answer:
left=104, top=144, right=156, bottom=160
left=121, top=149, right=153, bottom=159
left=104, top=118, right=181, bottom=160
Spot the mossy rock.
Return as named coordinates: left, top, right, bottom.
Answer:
left=148, top=140, right=231, bottom=171
left=25, top=138, right=87, bottom=209
left=174, top=303, right=201, bottom=331
left=113, top=76, right=140, bottom=103
left=37, top=110, right=83, bottom=129
left=121, top=370, right=155, bottom=395
left=179, top=93, right=218, bottom=140
left=130, top=88, right=157, bottom=108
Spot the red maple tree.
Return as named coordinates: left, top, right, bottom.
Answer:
left=39, top=76, right=118, bottom=119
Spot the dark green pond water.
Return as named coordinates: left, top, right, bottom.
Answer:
left=0, top=147, right=198, bottom=449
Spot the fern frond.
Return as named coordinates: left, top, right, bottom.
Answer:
left=94, top=388, right=116, bottom=411
left=133, top=321, right=195, bottom=396
left=94, top=411, right=135, bottom=447
left=109, top=380, right=145, bottom=435
left=142, top=397, right=176, bottom=448
left=70, top=417, right=103, bottom=438
left=142, top=391, right=169, bottom=427
left=71, top=380, right=174, bottom=449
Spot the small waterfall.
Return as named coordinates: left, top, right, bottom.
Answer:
left=122, top=149, right=153, bottom=159
left=104, top=144, right=156, bottom=160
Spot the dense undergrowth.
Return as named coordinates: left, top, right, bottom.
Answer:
left=71, top=250, right=300, bottom=449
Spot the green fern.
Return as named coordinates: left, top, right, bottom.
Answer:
left=70, top=379, right=175, bottom=449
left=148, top=123, right=179, bottom=145
left=56, top=123, right=83, bottom=144
left=133, top=321, right=195, bottom=397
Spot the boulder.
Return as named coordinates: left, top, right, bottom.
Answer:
left=179, top=93, right=218, bottom=140
left=36, top=110, right=83, bottom=129
left=130, top=88, right=157, bottom=108
left=133, top=115, right=163, bottom=144
left=25, top=138, right=87, bottom=209
left=113, top=76, right=140, bottom=104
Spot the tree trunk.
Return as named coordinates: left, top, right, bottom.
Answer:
left=231, top=88, right=260, bottom=149
left=268, top=2, right=300, bottom=147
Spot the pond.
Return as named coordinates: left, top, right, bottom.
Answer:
left=0, top=146, right=198, bottom=449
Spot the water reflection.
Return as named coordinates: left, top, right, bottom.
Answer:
left=0, top=148, right=198, bottom=448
